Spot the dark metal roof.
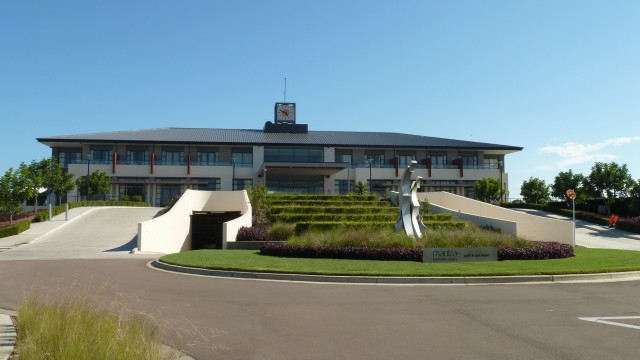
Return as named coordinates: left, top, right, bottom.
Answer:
left=37, top=127, right=523, bottom=151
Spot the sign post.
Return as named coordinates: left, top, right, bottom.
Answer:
left=566, top=189, right=576, bottom=247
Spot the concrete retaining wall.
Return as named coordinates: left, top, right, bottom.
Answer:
left=137, top=189, right=252, bottom=253
left=420, top=192, right=573, bottom=245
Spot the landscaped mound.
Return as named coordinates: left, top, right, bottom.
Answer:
left=259, top=227, right=574, bottom=261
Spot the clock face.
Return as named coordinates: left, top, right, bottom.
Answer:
left=276, top=103, right=295, bottom=123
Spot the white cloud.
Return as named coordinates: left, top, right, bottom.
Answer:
left=534, top=136, right=640, bottom=172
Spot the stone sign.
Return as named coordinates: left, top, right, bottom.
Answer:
left=423, top=247, right=498, bottom=263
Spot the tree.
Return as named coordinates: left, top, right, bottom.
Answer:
left=351, top=181, right=368, bottom=195
left=585, top=162, right=634, bottom=217
left=75, top=170, right=111, bottom=200
left=18, top=160, right=44, bottom=213
left=520, top=177, right=550, bottom=204
left=551, top=170, right=586, bottom=202
left=39, top=157, right=75, bottom=205
left=0, top=168, right=28, bottom=224
left=474, top=177, right=503, bottom=204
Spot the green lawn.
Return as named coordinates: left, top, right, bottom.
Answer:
left=159, top=248, right=640, bottom=277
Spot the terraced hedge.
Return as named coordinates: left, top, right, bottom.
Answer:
left=270, top=206, right=397, bottom=215
left=269, top=194, right=378, bottom=201
left=269, top=199, right=390, bottom=207
left=294, top=220, right=465, bottom=234
left=272, top=213, right=454, bottom=223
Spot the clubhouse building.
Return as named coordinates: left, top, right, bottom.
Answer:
left=37, top=103, right=522, bottom=206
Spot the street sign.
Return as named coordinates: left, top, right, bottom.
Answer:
left=566, top=189, right=576, bottom=200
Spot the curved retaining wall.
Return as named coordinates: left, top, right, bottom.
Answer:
left=137, top=190, right=252, bottom=253
left=420, top=192, right=573, bottom=245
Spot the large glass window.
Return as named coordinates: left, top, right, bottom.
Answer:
left=335, top=150, right=352, bottom=164
left=90, top=147, right=113, bottom=164
left=125, top=147, right=149, bottom=165
left=233, top=179, right=253, bottom=190
left=335, top=180, right=354, bottom=194
left=58, top=150, right=82, bottom=167
left=364, top=151, right=385, bottom=168
left=398, top=152, right=416, bottom=167
left=192, top=178, right=221, bottom=191
left=161, top=148, right=185, bottom=165
left=430, top=153, right=448, bottom=168
left=483, top=158, right=499, bottom=169
left=118, top=183, right=147, bottom=201
left=264, top=147, right=324, bottom=163
left=232, top=149, right=253, bottom=167
left=196, top=149, right=219, bottom=165
left=267, top=176, right=324, bottom=194
left=461, top=152, right=478, bottom=168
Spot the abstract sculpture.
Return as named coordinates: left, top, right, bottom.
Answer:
left=392, top=161, right=426, bottom=239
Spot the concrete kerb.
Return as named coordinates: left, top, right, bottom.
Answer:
left=148, top=260, right=640, bottom=285
left=0, top=310, right=16, bottom=360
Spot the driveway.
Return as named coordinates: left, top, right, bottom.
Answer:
left=0, top=207, right=160, bottom=260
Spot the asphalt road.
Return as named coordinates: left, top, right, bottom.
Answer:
left=1, top=259, right=639, bottom=360
left=1, top=208, right=640, bottom=359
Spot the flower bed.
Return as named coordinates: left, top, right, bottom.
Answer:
left=260, top=241, right=574, bottom=262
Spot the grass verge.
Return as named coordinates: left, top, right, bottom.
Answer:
left=159, top=248, right=640, bottom=277
left=14, top=297, right=175, bottom=360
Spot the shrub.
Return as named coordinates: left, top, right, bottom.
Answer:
left=267, top=223, right=296, bottom=242
left=0, top=220, right=31, bottom=238
left=260, top=241, right=573, bottom=262
left=498, top=242, right=574, bottom=260
left=236, top=226, right=268, bottom=241
left=261, top=242, right=423, bottom=261
left=34, top=200, right=152, bottom=222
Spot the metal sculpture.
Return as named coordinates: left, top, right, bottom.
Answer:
left=392, top=161, right=426, bottom=239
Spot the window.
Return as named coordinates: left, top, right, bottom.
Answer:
left=90, top=147, right=113, bottom=164
left=196, top=149, right=219, bottom=165
left=264, top=147, right=323, bottom=163
left=335, top=150, right=352, bottom=164
left=335, top=180, right=354, bottom=194
left=161, top=148, right=185, bottom=165
left=58, top=150, right=82, bottom=167
left=369, top=179, right=391, bottom=196
left=125, top=147, right=149, bottom=165
left=232, top=149, right=253, bottom=167
left=192, top=178, right=221, bottom=191
left=118, top=184, right=147, bottom=201
left=483, top=158, right=499, bottom=169
left=233, top=179, right=253, bottom=190
left=364, top=151, right=385, bottom=168
left=398, top=152, right=416, bottom=167
left=461, top=152, right=478, bottom=168
left=430, top=153, right=448, bottom=168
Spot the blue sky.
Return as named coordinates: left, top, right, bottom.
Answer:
left=2, top=1, right=639, bottom=198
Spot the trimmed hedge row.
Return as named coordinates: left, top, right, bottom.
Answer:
left=270, top=206, right=397, bottom=215
left=269, top=194, right=379, bottom=201
left=0, top=220, right=31, bottom=238
left=269, top=200, right=389, bottom=207
left=616, top=221, right=640, bottom=234
left=272, top=213, right=454, bottom=223
left=34, top=201, right=151, bottom=222
left=294, top=220, right=465, bottom=234
left=0, top=213, right=33, bottom=224
left=260, top=241, right=574, bottom=262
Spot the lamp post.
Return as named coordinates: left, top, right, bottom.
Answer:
left=85, top=152, right=92, bottom=201
left=87, top=152, right=92, bottom=176
left=498, top=159, right=504, bottom=203
left=367, top=158, right=373, bottom=193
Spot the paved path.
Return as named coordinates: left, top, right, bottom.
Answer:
left=512, top=208, right=640, bottom=251
left=0, top=207, right=161, bottom=260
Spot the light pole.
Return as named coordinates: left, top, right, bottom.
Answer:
left=367, top=158, right=373, bottom=193
left=498, top=159, right=504, bottom=203
left=85, top=152, right=92, bottom=201
left=87, top=152, right=92, bottom=176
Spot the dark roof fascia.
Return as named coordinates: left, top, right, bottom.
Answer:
left=37, top=137, right=523, bottom=151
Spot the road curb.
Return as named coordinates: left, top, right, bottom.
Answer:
left=149, top=260, right=640, bottom=285
left=0, top=310, right=16, bottom=360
